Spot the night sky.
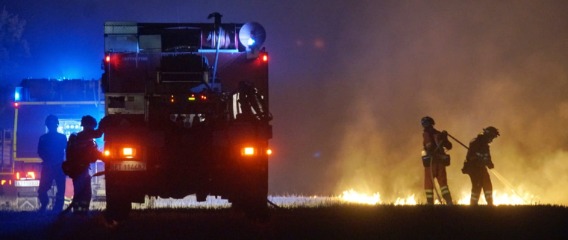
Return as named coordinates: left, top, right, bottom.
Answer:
left=3, top=1, right=568, bottom=204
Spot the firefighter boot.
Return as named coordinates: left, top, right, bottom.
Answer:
left=485, top=191, right=494, bottom=206
left=470, top=198, right=478, bottom=206
left=440, top=186, right=453, bottom=205
left=443, top=193, right=453, bottom=206
left=470, top=192, right=480, bottom=206
left=425, top=189, right=434, bottom=205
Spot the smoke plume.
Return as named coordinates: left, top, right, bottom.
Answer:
left=271, top=0, right=568, bottom=205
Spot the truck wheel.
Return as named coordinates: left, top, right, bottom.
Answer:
left=231, top=192, right=269, bottom=221
left=105, top=175, right=132, bottom=222
left=231, top=158, right=269, bottom=221
left=105, top=191, right=131, bottom=222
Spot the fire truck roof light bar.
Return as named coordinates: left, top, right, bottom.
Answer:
left=197, top=49, right=239, bottom=53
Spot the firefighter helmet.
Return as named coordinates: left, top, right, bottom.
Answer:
left=81, top=115, right=97, bottom=128
left=45, top=114, right=59, bottom=126
left=483, top=126, right=500, bottom=138
left=421, top=116, right=435, bottom=128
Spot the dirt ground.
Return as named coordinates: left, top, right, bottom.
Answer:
left=1, top=205, right=568, bottom=240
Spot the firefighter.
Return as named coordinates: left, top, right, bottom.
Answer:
left=421, top=116, right=454, bottom=205
left=462, top=126, right=500, bottom=206
left=67, top=115, right=103, bottom=215
left=37, top=115, right=68, bottom=212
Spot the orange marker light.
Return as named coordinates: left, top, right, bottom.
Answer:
left=122, top=147, right=134, bottom=158
left=123, top=148, right=133, bottom=155
left=242, top=147, right=255, bottom=156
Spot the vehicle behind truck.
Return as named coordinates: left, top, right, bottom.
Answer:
left=1, top=79, right=105, bottom=210
left=101, top=13, right=272, bottom=219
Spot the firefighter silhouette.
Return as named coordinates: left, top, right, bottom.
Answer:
left=37, top=114, right=68, bottom=212
left=66, top=115, right=103, bottom=215
left=462, top=126, right=500, bottom=206
left=421, top=116, right=454, bottom=205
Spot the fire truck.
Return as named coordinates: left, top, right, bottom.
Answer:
left=100, top=13, right=272, bottom=219
left=0, top=79, right=105, bottom=210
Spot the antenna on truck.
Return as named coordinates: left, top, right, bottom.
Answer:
left=208, top=12, right=223, bottom=85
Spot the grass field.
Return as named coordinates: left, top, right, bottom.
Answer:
left=1, top=204, right=567, bottom=240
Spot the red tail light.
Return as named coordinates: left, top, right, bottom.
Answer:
left=261, top=53, right=268, bottom=62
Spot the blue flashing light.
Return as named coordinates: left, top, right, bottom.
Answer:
left=247, top=38, right=255, bottom=46
left=197, top=49, right=239, bottom=53
left=14, top=87, right=22, bottom=101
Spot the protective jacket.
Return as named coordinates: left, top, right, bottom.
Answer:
left=422, top=127, right=452, bottom=166
left=38, top=132, right=68, bottom=167
left=463, top=134, right=494, bottom=205
left=63, top=130, right=101, bottom=179
left=66, top=128, right=102, bottom=214
left=422, top=127, right=453, bottom=205
left=464, top=134, right=494, bottom=170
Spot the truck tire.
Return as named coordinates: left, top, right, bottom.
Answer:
left=104, top=175, right=132, bottom=222
left=105, top=192, right=131, bottom=222
left=230, top=156, right=269, bottom=220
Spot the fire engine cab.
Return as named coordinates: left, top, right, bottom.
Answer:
left=101, top=13, right=272, bottom=219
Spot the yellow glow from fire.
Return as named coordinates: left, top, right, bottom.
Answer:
left=340, top=189, right=536, bottom=206
left=340, top=189, right=381, bottom=205
left=394, top=194, right=417, bottom=205
left=457, top=190, right=536, bottom=205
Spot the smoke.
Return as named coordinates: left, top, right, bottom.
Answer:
left=270, top=1, right=568, bottom=204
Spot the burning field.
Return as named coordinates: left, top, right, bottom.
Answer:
left=268, top=0, right=568, bottom=209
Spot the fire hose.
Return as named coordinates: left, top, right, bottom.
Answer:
left=446, top=132, right=527, bottom=203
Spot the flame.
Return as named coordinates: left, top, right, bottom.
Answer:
left=457, top=190, right=536, bottom=205
left=394, top=194, right=417, bottom=205
left=340, top=189, right=536, bottom=206
left=340, top=189, right=381, bottom=205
